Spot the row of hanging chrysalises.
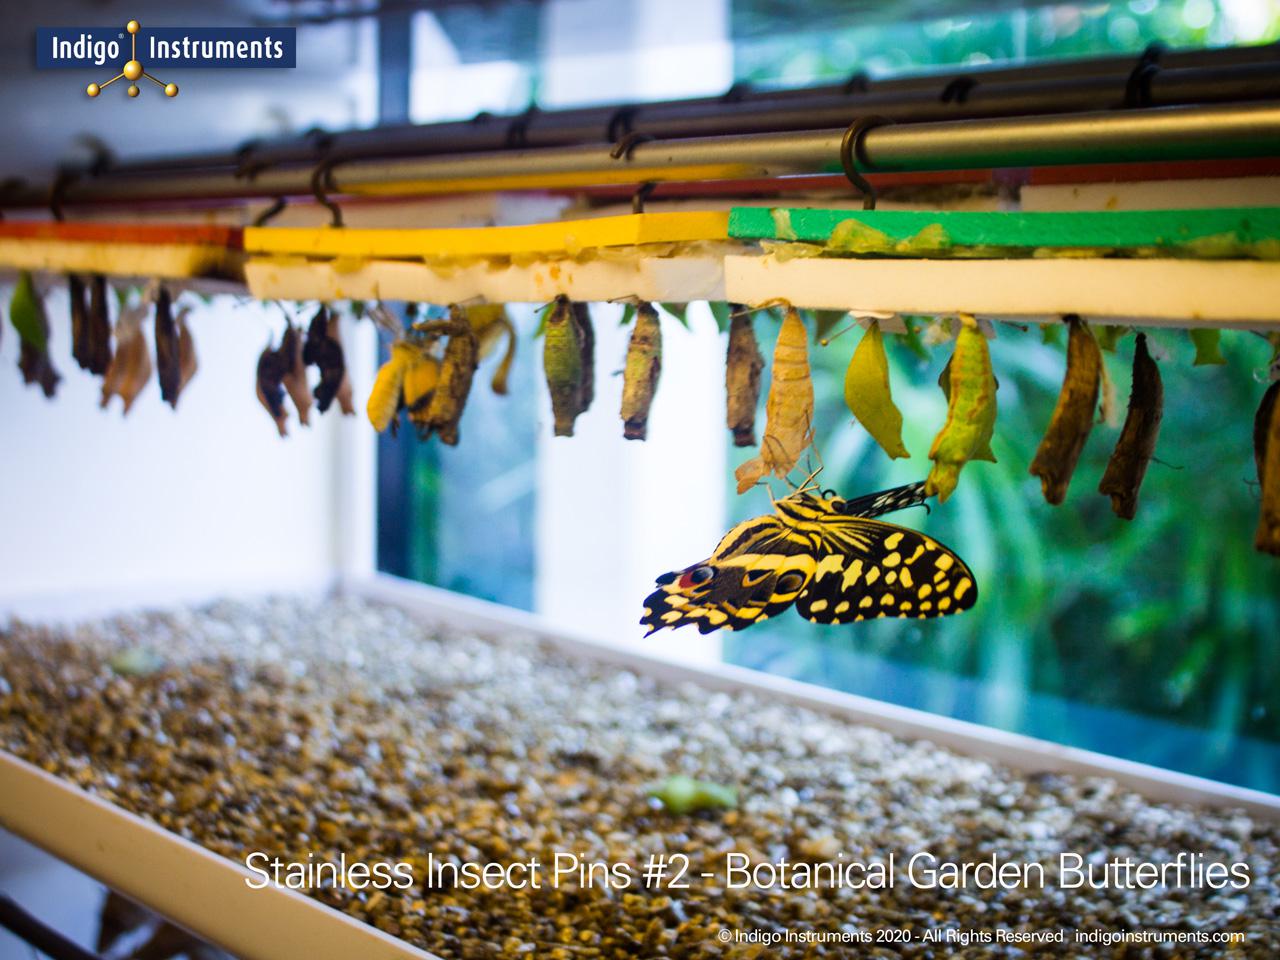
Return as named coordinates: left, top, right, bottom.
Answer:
left=6, top=269, right=1279, bottom=555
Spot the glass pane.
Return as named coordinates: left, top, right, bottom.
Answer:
left=732, top=1, right=1280, bottom=87
left=723, top=318, right=1280, bottom=794
left=376, top=311, right=538, bottom=611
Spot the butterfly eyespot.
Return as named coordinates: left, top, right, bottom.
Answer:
left=688, top=566, right=715, bottom=585
left=776, top=571, right=805, bottom=594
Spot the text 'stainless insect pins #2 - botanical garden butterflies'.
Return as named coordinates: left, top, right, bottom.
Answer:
left=641, top=480, right=978, bottom=635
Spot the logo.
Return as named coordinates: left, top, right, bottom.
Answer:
left=35, top=20, right=297, bottom=99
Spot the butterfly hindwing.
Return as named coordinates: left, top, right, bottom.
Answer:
left=795, top=517, right=977, bottom=623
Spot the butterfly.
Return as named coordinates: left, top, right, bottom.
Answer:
left=641, top=480, right=977, bottom=635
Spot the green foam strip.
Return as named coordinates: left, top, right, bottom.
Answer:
left=728, top=206, right=1280, bottom=253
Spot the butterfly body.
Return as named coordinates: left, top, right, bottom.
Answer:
left=642, top=481, right=977, bottom=635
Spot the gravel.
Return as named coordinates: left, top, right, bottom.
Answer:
left=1, top=595, right=1276, bottom=958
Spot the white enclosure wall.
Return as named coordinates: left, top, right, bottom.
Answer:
left=0, top=289, right=374, bottom=620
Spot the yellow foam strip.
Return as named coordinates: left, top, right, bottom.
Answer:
left=0, top=238, right=243, bottom=280
left=244, top=211, right=731, bottom=259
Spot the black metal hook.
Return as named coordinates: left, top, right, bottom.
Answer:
left=610, top=130, right=653, bottom=161
left=252, top=197, right=289, bottom=227
left=941, top=76, right=978, bottom=104
left=721, top=81, right=750, bottom=103
left=233, top=139, right=265, bottom=180
left=839, top=115, right=892, bottom=210
left=606, top=106, right=638, bottom=144
left=310, top=160, right=343, bottom=228
left=842, top=71, right=870, bottom=95
left=631, top=181, right=657, bottom=214
left=1124, top=43, right=1164, bottom=108
left=505, top=105, right=540, bottom=149
left=0, top=177, right=26, bottom=221
left=48, top=170, right=77, bottom=222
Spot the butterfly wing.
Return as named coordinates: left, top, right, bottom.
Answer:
left=641, top=515, right=817, bottom=635
left=795, top=516, right=977, bottom=623
left=837, top=480, right=930, bottom=519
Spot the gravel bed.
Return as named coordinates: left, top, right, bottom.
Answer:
left=1, top=596, right=1277, bottom=958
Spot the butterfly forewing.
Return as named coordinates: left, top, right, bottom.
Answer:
left=795, top=517, right=977, bottom=623
left=641, top=516, right=817, bottom=634
left=838, top=480, right=929, bottom=519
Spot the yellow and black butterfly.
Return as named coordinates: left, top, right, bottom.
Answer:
left=641, top=480, right=977, bottom=635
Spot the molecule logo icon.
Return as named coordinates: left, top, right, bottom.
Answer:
left=86, top=21, right=178, bottom=99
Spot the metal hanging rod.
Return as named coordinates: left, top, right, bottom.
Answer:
left=9, top=103, right=1279, bottom=211
left=51, top=41, right=1280, bottom=182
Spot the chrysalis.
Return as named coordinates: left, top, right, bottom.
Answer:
left=1098, top=333, right=1163, bottom=520
left=926, top=315, right=997, bottom=503
left=1029, top=315, right=1101, bottom=505
left=844, top=319, right=910, bottom=459
left=734, top=307, right=814, bottom=494
left=725, top=307, right=764, bottom=447
left=620, top=302, right=662, bottom=440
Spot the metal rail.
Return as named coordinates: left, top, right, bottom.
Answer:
left=11, top=102, right=1280, bottom=210
left=33, top=41, right=1280, bottom=179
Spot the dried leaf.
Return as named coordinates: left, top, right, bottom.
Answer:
left=926, top=314, right=997, bottom=502
left=1098, top=333, right=1164, bottom=520
left=844, top=320, right=909, bottom=459
left=620, top=302, right=662, bottom=440
left=735, top=307, right=814, bottom=494
left=1029, top=316, right=1102, bottom=505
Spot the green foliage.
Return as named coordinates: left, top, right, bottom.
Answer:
left=1190, top=328, right=1227, bottom=366
left=708, top=301, right=732, bottom=333
left=658, top=302, right=690, bottom=328
left=734, top=2, right=1280, bottom=90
